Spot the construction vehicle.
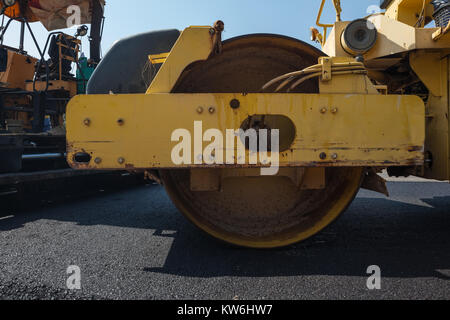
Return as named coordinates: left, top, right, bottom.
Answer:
left=0, top=0, right=104, bottom=190
left=66, top=0, right=449, bottom=248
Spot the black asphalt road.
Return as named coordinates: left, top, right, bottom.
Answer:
left=0, top=181, right=449, bottom=300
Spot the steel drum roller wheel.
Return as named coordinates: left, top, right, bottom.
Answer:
left=160, top=34, right=363, bottom=248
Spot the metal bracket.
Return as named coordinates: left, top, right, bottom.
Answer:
left=149, top=52, right=170, bottom=65
left=320, top=57, right=332, bottom=81
left=146, top=26, right=216, bottom=94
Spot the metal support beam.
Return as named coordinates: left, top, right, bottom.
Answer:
left=66, top=92, right=425, bottom=170
left=89, top=0, right=104, bottom=64
left=19, top=21, right=25, bottom=54
left=31, top=92, right=46, bottom=133
left=0, top=94, right=4, bottom=129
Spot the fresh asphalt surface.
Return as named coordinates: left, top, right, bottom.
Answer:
left=0, top=179, right=449, bottom=300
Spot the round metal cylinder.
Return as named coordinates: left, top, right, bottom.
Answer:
left=341, top=19, right=378, bottom=56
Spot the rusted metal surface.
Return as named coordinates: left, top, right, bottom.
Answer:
left=144, top=170, right=162, bottom=185
left=189, top=168, right=325, bottom=192
left=301, top=167, right=326, bottom=190
left=361, top=168, right=390, bottom=197
left=66, top=92, right=425, bottom=170
left=161, top=167, right=362, bottom=241
left=190, top=169, right=221, bottom=192
left=172, top=34, right=322, bottom=94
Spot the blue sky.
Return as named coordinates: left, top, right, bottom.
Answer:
left=2, top=0, right=381, bottom=59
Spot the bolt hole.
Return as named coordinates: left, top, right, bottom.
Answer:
left=240, top=115, right=296, bottom=152
left=73, top=152, right=91, bottom=164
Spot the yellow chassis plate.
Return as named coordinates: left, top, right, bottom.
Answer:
left=66, top=93, right=425, bottom=170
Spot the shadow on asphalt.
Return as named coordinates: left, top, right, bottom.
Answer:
left=0, top=173, right=146, bottom=213
left=0, top=183, right=449, bottom=280
left=144, top=195, right=450, bottom=280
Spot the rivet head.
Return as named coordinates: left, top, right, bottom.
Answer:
left=332, top=153, right=338, bottom=160
left=83, top=118, right=91, bottom=126
left=208, top=107, right=216, bottom=114
left=197, top=106, right=204, bottom=114
left=331, top=108, right=338, bottom=114
left=117, top=118, right=125, bottom=126
left=320, top=107, right=328, bottom=114
left=319, top=152, right=327, bottom=160
left=94, top=157, right=102, bottom=164
left=118, top=157, right=125, bottom=165
left=230, top=99, right=240, bottom=109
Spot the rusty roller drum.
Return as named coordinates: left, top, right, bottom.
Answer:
left=160, top=34, right=363, bottom=248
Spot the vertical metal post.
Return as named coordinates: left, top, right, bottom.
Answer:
left=19, top=20, right=25, bottom=54
left=0, top=94, right=4, bottom=129
left=89, top=0, right=104, bottom=64
left=32, top=92, right=46, bottom=133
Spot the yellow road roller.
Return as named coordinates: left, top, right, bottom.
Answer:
left=65, top=0, right=449, bottom=248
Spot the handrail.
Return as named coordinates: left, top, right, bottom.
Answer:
left=315, top=0, right=342, bottom=46
left=316, top=0, right=334, bottom=28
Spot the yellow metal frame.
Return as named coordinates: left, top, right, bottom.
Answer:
left=149, top=52, right=170, bottom=65
left=0, top=50, right=37, bottom=90
left=66, top=92, right=424, bottom=170
left=320, top=0, right=449, bottom=181
left=25, top=80, right=77, bottom=97
left=323, top=15, right=450, bottom=60
left=66, top=25, right=426, bottom=171
left=147, top=26, right=214, bottom=94
left=384, top=0, right=435, bottom=27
